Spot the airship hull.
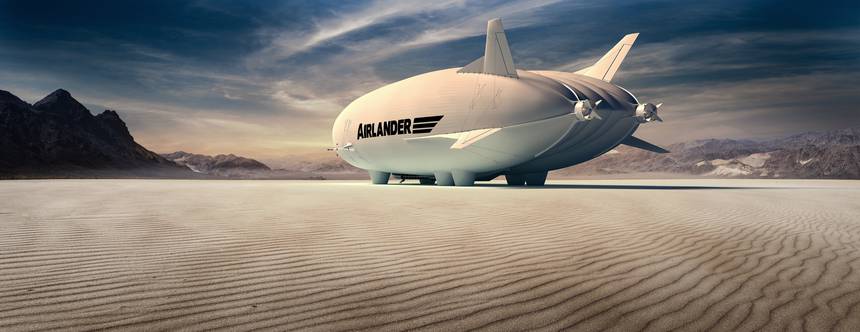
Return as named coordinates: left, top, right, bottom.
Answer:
left=330, top=19, right=666, bottom=186
left=333, top=69, right=578, bottom=173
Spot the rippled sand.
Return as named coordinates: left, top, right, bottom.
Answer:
left=1, top=179, right=859, bottom=331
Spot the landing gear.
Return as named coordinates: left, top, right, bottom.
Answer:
left=452, top=170, right=475, bottom=186
left=434, top=171, right=455, bottom=186
left=524, top=172, right=547, bottom=186
left=434, top=171, right=474, bottom=186
left=506, top=172, right=547, bottom=186
left=369, top=171, right=390, bottom=184
left=505, top=174, right=525, bottom=186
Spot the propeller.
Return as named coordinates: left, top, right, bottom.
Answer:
left=560, top=82, right=602, bottom=121
left=593, top=100, right=604, bottom=120
left=634, top=102, right=664, bottom=123
left=573, top=99, right=603, bottom=121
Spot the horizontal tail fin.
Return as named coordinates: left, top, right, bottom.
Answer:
left=620, top=135, right=669, bottom=154
left=575, top=33, right=638, bottom=82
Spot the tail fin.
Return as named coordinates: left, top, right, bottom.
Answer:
left=458, top=18, right=518, bottom=78
left=620, top=135, right=669, bottom=154
left=575, top=33, right=638, bottom=82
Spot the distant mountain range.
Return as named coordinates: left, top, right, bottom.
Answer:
left=0, top=89, right=189, bottom=178
left=161, top=151, right=270, bottom=177
left=2, top=88, right=857, bottom=179
left=160, top=151, right=363, bottom=179
left=558, top=127, right=860, bottom=179
left=264, top=154, right=362, bottom=174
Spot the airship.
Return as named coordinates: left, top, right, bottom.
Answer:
left=331, top=18, right=666, bottom=186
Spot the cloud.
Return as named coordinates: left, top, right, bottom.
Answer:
left=2, top=0, right=859, bottom=163
left=555, top=29, right=860, bottom=80
left=622, top=30, right=860, bottom=80
left=249, top=0, right=467, bottom=66
left=242, top=0, right=569, bottom=122
left=403, top=0, right=563, bottom=46
left=547, top=29, right=860, bottom=144
left=632, top=71, right=860, bottom=144
left=268, top=79, right=345, bottom=114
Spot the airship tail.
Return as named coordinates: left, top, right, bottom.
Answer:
left=575, top=33, right=639, bottom=82
left=620, top=135, right=670, bottom=154
left=458, top=18, right=518, bottom=78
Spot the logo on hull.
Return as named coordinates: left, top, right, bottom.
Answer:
left=357, top=115, right=443, bottom=140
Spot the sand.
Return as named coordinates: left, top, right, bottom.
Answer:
left=1, top=179, right=859, bottom=331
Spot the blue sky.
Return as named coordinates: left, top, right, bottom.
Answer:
left=1, top=0, right=858, bottom=161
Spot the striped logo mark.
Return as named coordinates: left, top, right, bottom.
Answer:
left=412, top=115, right=444, bottom=134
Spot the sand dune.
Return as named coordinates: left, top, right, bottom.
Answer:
left=1, top=179, right=859, bottom=331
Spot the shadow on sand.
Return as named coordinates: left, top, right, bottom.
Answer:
left=484, top=183, right=775, bottom=190
left=394, top=182, right=782, bottom=190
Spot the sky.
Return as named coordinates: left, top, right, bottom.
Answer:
left=1, top=0, right=859, bottom=163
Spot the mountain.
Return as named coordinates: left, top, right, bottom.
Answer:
left=265, top=154, right=362, bottom=173
left=0, top=89, right=189, bottom=178
left=557, top=127, right=860, bottom=179
left=161, top=151, right=270, bottom=177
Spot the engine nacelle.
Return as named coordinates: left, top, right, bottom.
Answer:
left=634, top=103, right=663, bottom=123
left=573, top=100, right=601, bottom=121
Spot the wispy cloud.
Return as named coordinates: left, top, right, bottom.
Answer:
left=2, top=0, right=859, bottom=161
left=246, top=0, right=567, bottom=124
left=633, top=71, right=860, bottom=144
left=403, top=0, right=563, bottom=46
left=249, top=0, right=466, bottom=65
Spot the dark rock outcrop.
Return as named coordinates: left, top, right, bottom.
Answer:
left=0, top=89, right=186, bottom=176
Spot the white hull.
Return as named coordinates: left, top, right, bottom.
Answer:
left=330, top=19, right=665, bottom=186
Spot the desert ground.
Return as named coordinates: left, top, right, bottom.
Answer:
left=1, top=179, right=859, bottom=331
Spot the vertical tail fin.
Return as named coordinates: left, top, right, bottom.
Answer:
left=458, top=18, right=518, bottom=78
left=575, top=33, right=638, bottom=82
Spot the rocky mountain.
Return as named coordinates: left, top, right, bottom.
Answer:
left=161, top=151, right=270, bottom=177
left=0, top=89, right=188, bottom=177
left=558, top=127, right=860, bottom=179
